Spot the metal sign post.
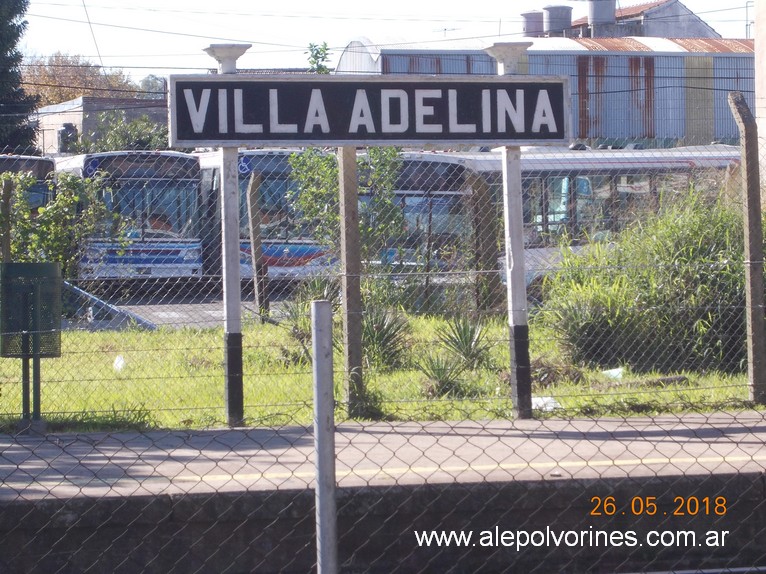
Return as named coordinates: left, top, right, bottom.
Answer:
left=487, top=42, right=536, bottom=419
left=203, top=44, right=251, bottom=427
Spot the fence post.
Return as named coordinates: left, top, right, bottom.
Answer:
left=1, top=179, right=11, bottom=262
left=312, top=300, right=338, bottom=574
left=728, top=91, right=766, bottom=404
left=338, top=146, right=364, bottom=417
left=246, top=171, right=269, bottom=320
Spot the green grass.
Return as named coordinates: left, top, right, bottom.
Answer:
left=0, top=314, right=755, bottom=432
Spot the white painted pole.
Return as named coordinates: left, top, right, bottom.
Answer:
left=204, top=44, right=251, bottom=426
left=486, top=43, right=534, bottom=419
left=312, top=300, right=337, bottom=574
left=501, top=147, right=532, bottom=418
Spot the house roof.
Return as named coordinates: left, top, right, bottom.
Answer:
left=348, top=36, right=753, bottom=55
left=572, top=0, right=673, bottom=26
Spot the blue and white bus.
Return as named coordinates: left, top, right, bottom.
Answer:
left=55, top=151, right=203, bottom=280
left=393, top=144, right=741, bottom=292
left=197, top=144, right=740, bottom=296
left=197, top=149, right=334, bottom=282
left=0, top=154, right=56, bottom=211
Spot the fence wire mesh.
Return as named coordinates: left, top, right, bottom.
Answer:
left=0, top=141, right=765, bottom=573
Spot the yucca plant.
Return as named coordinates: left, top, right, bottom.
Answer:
left=436, top=316, right=494, bottom=370
left=415, top=352, right=467, bottom=398
left=362, top=308, right=411, bottom=370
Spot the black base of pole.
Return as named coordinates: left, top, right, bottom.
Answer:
left=224, top=332, right=244, bottom=427
left=510, top=324, right=532, bottom=419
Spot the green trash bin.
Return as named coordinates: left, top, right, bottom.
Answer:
left=0, top=262, right=62, bottom=424
left=0, top=263, right=61, bottom=358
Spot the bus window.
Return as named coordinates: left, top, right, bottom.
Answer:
left=238, top=174, right=297, bottom=240
left=548, top=177, right=569, bottom=224
left=397, top=161, right=463, bottom=192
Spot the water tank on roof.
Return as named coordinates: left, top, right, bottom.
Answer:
left=521, top=11, right=544, bottom=37
left=588, top=0, right=617, bottom=25
left=543, top=5, right=573, bottom=36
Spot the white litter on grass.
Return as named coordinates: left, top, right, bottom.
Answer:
left=113, top=355, right=125, bottom=372
left=532, top=396, right=561, bottom=412
left=602, top=367, right=624, bottom=379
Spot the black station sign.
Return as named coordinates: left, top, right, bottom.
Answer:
left=169, top=75, right=570, bottom=147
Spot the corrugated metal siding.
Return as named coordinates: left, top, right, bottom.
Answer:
left=652, top=56, right=686, bottom=139
left=380, top=52, right=495, bottom=75
left=672, top=38, right=754, bottom=54
left=339, top=38, right=755, bottom=144
left=713, top=56, right=755, bottom=142
left=530, top=51, right=754, bottom=143
left=685, top=56, right=715, bottom=144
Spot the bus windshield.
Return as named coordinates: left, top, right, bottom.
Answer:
left=102, top=178, right=198, bottom=239
left=237, top=174, right=308, bottom=241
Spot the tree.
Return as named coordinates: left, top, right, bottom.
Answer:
left=306, top=42, right=331, bottom=74
left=22, top=52, right=139, bottom=106
left=1, top=171, right=120, bottom=279
left=138, top=75, right=167, bottom=100
left=288, top=147, right=403, bottom=264
left=74, top=110, right=169, bottom=152
left=0, top=0, right=39, bottom=152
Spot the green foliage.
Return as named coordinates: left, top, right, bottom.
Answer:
left=281, top=277, right=341, bottom=364
left=416, top=352, right=466, bottom=398
left=288, top=147, right=404, bottom=262
left=287, top=148, right=339, bottom=249
left=362, top=308, right=411, bottom=370
left=75, top=110, right=169, bottom=152
left=543, top=191, right=746, bottom=373
left=306, top=42, right=331, bottom=74
left=0, top=0, right=39, bottom=151
left=436, top=316, right=494, bottom=370
left=1, top=171, right=122, bottom=278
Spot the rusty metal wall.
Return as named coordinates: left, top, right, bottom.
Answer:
left=369, top=45, right=754, bottom=146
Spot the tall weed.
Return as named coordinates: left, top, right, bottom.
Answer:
left=543, top=191, right=746, bottom=373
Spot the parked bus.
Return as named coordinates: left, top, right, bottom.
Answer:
left=197, top=149, right=334, bottom=282
left=196, top=145, right=740, bottom=293
left=55, top=151, right=203, bottom=280
left=389, top=144, right=740, bottom=294
left=0, top=154, right=56, bottom=211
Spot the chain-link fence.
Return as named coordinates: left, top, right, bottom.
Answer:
left=0, top=138, right=765, bottom=573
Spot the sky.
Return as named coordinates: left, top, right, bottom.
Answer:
left=19, top=0, right=756, bottom=81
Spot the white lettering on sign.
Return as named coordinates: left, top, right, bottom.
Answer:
left=349, top=90, right=375, bottom=133
left=415, top=89, right=442, bottom=133
left=531, top=90, right=557, bottom=132
left=497, top=89, right=524, bottom=133
left=269, top=89, right=298, bottom=133
left=448, top=89, right=476, bottom=133
left=482, top=90, right=492, bottom=133
left=304, top=89, right=330, bottom=133
left=178, top=86, right=561, bottom=138
left=235, top=89, right=263, bottom=133
left=218, top=89, right=228, bottom=133
left=184, top=88, right=211, bottom=133
left=381, top=89, right=409, bottom=133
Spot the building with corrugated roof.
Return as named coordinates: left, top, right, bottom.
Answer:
left=336, top=38, right=753, bottom=147
left=335, top=0, right=752, bottom=147
left=569, top=0, right=721, bottom=39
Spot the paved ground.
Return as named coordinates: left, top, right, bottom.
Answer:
left=1, top=412, right=764, bottom=500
